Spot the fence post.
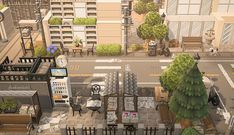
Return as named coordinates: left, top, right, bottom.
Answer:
left=174, top=124, right=182, bottom=135
left=157, top=124, right=165, bottom=135
left=137, top=123, right=144, bottom=135
left=60, top=124, right=67, bottom=135
left=96, top=124, right=103, bottom=135
left=76, top=124, right=83, bottom=135
left=117, top=124, right=124, bottom=135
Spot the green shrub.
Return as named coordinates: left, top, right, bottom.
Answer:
left=0, top=4, right=5, bottom=10
left=49, top=17, right=62, bottom=25
left=130, top=44, right=144, bottom=51
left=73, top=18, right=97, bottom=25
left=35, top=46, right=47, bottom=57
left=96, top=44, right=122, bottom=56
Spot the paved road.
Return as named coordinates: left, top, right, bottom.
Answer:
left=66, top=57, right=234, bottom=113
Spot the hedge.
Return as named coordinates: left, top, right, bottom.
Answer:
left=49, top=17, right=62, bottom=25
left=73, top=18, right=96, bottom=25
left=0, top=4, right=5, bottom=10
left=96, top=44, right=122, bottom=56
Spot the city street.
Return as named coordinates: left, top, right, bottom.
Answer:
left=67, top=56, right=234, bottom=114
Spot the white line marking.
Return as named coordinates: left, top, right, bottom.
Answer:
left=92, top=73, right=107, bottom=77
left=69, top=59, right=234, bottom=63
left=218, top=64, right=234, bottom=88
left=161, top=66, right=167, bottom=70
left=94, top=66, right=121, bottom=70
left=70, top=81, right=159, bottom=85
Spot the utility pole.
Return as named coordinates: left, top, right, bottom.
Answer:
left=123, top=7, right=130, bottom=56
left=35, top=0, right=47, bottom=49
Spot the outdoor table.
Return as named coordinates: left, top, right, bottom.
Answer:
left=72, top=47, right=83, bottom=57
left=86, top=99, right=102, bottom=117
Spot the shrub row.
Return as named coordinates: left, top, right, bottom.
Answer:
left=73, top=18, right=96, bottom=25
left=96, top=44, right=122, bottom=56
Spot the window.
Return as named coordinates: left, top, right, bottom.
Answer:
left=218, top=0, right=234, bottom=13
left=177, top=0, right=201, bottom=15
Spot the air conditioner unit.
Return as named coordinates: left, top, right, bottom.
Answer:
left=62, top=19, right=73, bottom=25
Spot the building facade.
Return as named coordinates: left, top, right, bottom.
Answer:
left=43, top=0, right=131, bottom=48
left=165, top=0, right=234, bottom=48
left=2, top=0, right=50, bottom=26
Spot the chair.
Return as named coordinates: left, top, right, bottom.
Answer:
left=60, top=42, right=69, bottom=55
left=69, top=97, right=82, bottom=116
left=91, top=84, right=101, bottom=100
left=87, top=43, right=95, bottom=56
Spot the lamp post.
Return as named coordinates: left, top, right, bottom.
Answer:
left=35, top=0, right=47, bottom=49
left=123, top=7, right=133, bottom=56
left=161, top=12, right=166, bottom=24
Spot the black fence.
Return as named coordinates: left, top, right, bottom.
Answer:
left=66, top=126, right=174, bottom=135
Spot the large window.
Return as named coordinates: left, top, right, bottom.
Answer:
left=218, top=0, right=234, bottom=13
left=177, top=0, right=201, bottom=15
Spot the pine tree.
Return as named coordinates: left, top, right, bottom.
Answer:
left=169, top=62, right=208, bottom=121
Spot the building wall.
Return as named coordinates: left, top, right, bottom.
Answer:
left=96, top=0, right=122, bottom=45
left=1, top=7, right=15, bottom=40
left=3, top=0, right=50, bottom=26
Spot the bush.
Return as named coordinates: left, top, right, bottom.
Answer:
left=73, top=18, right=96, bottom=25
left=49, top=17, right=62, bottom=25
left=130, top=44, right=144, bottom=51
left=0, top=4, right=5, bottom=10
left=96, top=44, right=122, bottom=56
left=35, top=46, right=47, bottom=57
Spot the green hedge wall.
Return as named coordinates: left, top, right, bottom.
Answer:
left=96, top=44, right=122, bottom=56
left=73, top=18, right=97, bottom=25
left=49, top=17, right=62, bottom=25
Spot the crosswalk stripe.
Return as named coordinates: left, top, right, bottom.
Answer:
left=218, top=64, right=234, bottom=88
left=161, top=66, right=167, bottom=70
left=94, top=66, right=121, bottom=70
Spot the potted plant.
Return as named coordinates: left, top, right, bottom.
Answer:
left=73, top=37, right=83, bottom=47
left=2, top=98, right=18, bottom=113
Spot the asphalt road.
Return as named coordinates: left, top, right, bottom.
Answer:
left=66, top=57, right=234, bottom=114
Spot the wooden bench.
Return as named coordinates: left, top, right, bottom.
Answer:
left=0, top=114, right=33, bottom=134
left=182, top=37, right=203, bottom=52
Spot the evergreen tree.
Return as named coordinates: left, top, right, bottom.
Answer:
left=169, top=62, right=208, bottom=121
left=181, top=127, right=200, bottom=135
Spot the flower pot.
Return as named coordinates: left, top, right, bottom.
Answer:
left=180, top=119, right=192, bottom=128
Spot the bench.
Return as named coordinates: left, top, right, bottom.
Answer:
left=182, top=37, right=203, bottom=52
left=0, top=114, right=33, bottom=134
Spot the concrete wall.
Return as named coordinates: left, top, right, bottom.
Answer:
left=0, top=81, right=53, bottom=111
left=43, top=11, right=52, bottom=47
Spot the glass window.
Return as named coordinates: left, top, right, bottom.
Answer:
left=179, top=0, right=189, bottom=4
left=218, top=5, right=228, bottom=12
left=178, top=5, right=189, bottom=14
left=190, top=0, right=201, bottom=4
left=219, top=0, right=230, bottom=4
left=228, top=5, right=234, bottom=12
left=189, top=5, right=200, bottom=14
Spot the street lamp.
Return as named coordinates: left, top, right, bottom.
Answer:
left=161, top=12, right=166, bottom=24
left=35, top=0, right=47, bottom=49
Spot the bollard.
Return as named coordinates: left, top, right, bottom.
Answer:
left=157, top=124, right=166, bottom=135
left=174, top=124, right=182, bottom=135
left=76, top=124, right=83, bottom=135
left=137, top=123, right=145, bottom=135
left=96, top=124, right=104, bottom=135
left=117, top=124, right=124, bottom=135
left=60, top=124, right=67, bottom=135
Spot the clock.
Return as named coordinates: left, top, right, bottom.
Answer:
left=56, top=55, right=68, bottom=67
left=0, top=12, right=4, bottom=22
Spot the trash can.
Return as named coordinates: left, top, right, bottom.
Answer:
left=148, top=41, right=157, bottom=56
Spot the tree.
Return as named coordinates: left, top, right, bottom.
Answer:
left=137, top=23, right=154, bottom=40
left=181, top=128, right=200, bottom=135
left=146, top=2, right=158, bottom=13
left=153, top=24, right=168, bottom=43
left=133, top=0, right=158, bottom=15
left=133, top=1, right=147, bottom=15
left=145, top=11, right=161, bottom=26
left=160, top=54, right=196, bottom=93
left=169, top=62, right=208, bottom=124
